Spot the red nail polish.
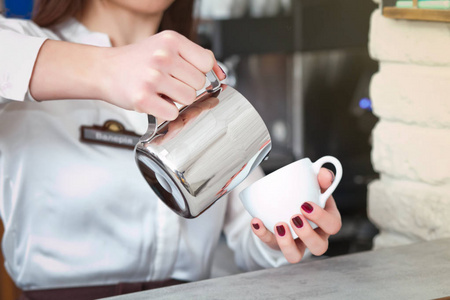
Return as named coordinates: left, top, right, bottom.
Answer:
left=301, top=202, right=314, bottom=213
left=252, top=223, right=260, bottom=230
left=292, top=216, right=303, bottom=228
left=276, top=225, right=285, bottom=236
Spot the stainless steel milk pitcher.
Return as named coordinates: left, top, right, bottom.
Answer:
left=135, top=71, right=271, bottom=218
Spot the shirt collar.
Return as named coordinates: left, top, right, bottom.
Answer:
left=51, top=17, right=112, bottom=47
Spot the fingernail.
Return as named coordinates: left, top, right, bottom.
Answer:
left=301, top=202, right=314, bottom=214
left=329, top=169, right=335, bottom=183
left=292, top=216, right=303, bottom=228
left=276, top=225, right=286, bottom=236
left=218, top=65, right=227, bottom=78
left=252, top=223, right=260, bottom=230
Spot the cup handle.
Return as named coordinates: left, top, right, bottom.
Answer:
left=312, top=156, right=343, bottom=207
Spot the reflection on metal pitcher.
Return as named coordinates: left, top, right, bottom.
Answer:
left=135, top=71, right=271, bottom=218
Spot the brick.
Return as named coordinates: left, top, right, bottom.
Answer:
left=370, top=63, right=450, bottom=128
left=368, top=178, right=450, bottom=246
left=371, top=120, right=450, bottom=185
left=369, top=9, right=450, bottom=66
left=372, top=231, right=421, bottom=249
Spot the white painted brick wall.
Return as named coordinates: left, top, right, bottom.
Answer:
left=369, top=9, right=450, bottom=66
left=370, top=63, right=450, bottom=128
left=368, top=178, right=450, bottom=248
left=371, top=121, right=450, bottom=185
left=368, top=5, right=450, bottom=248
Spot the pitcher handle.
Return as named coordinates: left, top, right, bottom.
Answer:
left=205, top=70, right=221, bottom=93
left=312, top=156, right=343, bottom=207
left=141, top=70, right=221, bottom=143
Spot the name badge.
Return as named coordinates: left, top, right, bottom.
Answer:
left=80, top=120, right=140, bottom=150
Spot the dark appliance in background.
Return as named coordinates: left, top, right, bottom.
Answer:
left=200, top=0, right=379, bottom=256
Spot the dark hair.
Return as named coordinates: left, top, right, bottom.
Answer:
left=32, top=0, right=196, bottom=41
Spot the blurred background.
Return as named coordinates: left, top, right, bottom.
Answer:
left=0, top=0, right=380, bottom=298
left=196, top=0, right=380, bottom=263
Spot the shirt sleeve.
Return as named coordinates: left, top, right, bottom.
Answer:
left=222, top=166, right=291, bottom=271
left=0, top=16, right=47, bottom=103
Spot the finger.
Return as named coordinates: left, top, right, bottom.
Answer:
left=274, top=223, right=304, bottom=263
left=179, top=45, right=225, bottom=83
left=157, top=75, right=197, bottom=106
left=300, top=201, right=342, bottom=236
left=136, top=94, right=179, bottom=121
left=290, top=214, right=329, bottom=256
left=212, top=62, right=227, bottom=81
left=323, top=196, right=341, bottom=220
left=177, top=35, right=216, bottom=74
left=250, top=218, right=279, bottom=250
left=180, top=46, right=225, bottom=82
left=318, top=167, right=335, bottom=192
left=173, top=33, right=225, bottom=82
left=170, top=56, right=207, bottom=91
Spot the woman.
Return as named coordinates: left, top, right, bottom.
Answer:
left=0, top=1, right=342, bottom=299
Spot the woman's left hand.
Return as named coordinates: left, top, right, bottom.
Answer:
left=250, top=168, right=342, bottom=263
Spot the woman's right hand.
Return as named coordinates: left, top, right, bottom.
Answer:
left=30, top=30, right=224, bottom=120
left=101, top=30, right=225, bottom=120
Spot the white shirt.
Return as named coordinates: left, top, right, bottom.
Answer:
left=0, top=16, right=287, bottom=290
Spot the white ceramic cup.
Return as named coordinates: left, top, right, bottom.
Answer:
left=239, top=156, right=343, bottom=238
